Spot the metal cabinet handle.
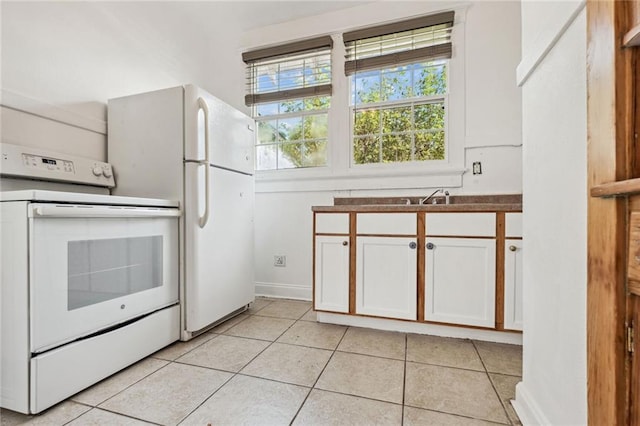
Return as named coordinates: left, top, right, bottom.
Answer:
left=426, top=242, right=435, bottom=250
left=509, top=245, right=517, bottom=252
left=342, top=241, right=348, bottom=246
left=409, top=242, right=417, bottom=249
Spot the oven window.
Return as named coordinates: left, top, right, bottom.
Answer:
left=67, top=236, right=163, bottom=310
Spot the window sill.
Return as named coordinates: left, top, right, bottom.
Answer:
left=255, top=165, right=465, bottom=193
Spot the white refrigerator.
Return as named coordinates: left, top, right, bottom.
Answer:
left=107, top=85, right=255, bottom=340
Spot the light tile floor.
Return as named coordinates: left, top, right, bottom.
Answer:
left=1, top=298, right=522, bottom=426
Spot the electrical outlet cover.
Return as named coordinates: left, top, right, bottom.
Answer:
left=274, top=255, right=286, bottom=267
left=472, top=161, right=482, bottom=175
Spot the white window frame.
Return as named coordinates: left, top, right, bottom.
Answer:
left=348, top=62, right=450, bottom=169
left=253, top=8, right=467, bottom=193
left=254, top=102, right=331, bottom=171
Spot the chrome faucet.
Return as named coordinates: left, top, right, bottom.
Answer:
left=420, top=188, right=443, bottom=205
left=420, top=189, right=451, bottom=205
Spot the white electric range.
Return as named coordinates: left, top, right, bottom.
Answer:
left=0, top=143, right=181, bottom=414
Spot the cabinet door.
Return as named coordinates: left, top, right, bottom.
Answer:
left=425, top=237, right=496, bottom=327
left=355, top=237, right=417, bottom=320
left=314, top=236, right=350, bottom=313
left=504, top=239, right=523, bottom=330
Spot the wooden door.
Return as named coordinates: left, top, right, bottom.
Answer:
left=587, top=1, right=640, bottom=424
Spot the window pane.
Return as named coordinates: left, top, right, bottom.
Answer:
left=307, top=57, right=331, bottom=85
left=256, top=144, right=277, bottom=170
left=353, top=70, right=381, bottom=104
left=280, top=99, right=304, bottom=113
left=381, top=66, right=412, bottom=101
left=354, top=109, right=380, bottom=136
left=256, top=102, right=279, bottom=117
left=354, top=136, right=380, bottom=164
left=414, top=63, right=447, bottom=96
left=382, top=106, right=412, bottom=133
left=382, top=134, right=412, bottom=163
left=415, top=102, right=445, bottom=130
left=278, top=142, right=303, bottom=169
left=415, top=131, right=445, bottom=160
left=302, top=141, right=327, bottom=167
left=279, top=117, right=303, bottom=142
left=303, top=96, right=330, bottom=111
left=257, top=120, right=278, bottom=144
left=279, top=60, right=304, bottom=90
left=304, top=114, right=328, bottom=139
left=256, top=64, right=277, bottom=93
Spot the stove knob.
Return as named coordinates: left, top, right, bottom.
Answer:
left=102, top=167, right=112, bottom=178
left=92, top=165, right=103, bottom=176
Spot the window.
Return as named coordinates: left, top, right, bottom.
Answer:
left=344, top=12, right=454, bottom=166
left=243, top=37, right=333, bottom=171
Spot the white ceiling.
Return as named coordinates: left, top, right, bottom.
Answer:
left=189, top=1, right=370, bottom=32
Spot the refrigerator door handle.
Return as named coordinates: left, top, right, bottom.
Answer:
left=197, top=97, right=211, bottom=228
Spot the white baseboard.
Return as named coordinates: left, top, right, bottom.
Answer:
left=255, top=282, right=312, bottom=301
left=512, top=382, right=552, bottom=425
left=317, top=312, right=523, bottom=345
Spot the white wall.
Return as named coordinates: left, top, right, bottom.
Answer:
left=248, top=1, right=523, bottom=298
left=0, top=1, right=248, bottom=157
left=514, top=2, right=587, bottom=424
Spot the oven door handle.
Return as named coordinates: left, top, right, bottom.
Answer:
left=29, top=205, right=181, bottom=218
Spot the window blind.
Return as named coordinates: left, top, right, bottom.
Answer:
left=243, top=36, right=333, bottom=106
left=343, top=11, right=454, bottom=76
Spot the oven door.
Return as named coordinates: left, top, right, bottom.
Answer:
left=28, top=203, right=180, bottom=353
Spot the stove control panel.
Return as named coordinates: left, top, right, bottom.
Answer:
left=1, top=143, right=115, bottom=188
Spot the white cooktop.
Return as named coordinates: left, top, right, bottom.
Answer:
left=0, top=190, right=179, bottom=208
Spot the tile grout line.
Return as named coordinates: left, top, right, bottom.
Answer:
left=401, top=333, right=408, bottom=426
left=175, top=300, right=303, bottom=425
left=288, top=320, right=350, bottom=425
left=72, top=358, right=175, bottom=418
left=68, top=405, right=164, bottom=426
left=470, top=340, right=513, bottom=426
left=153, top=301, right=276, bottom=425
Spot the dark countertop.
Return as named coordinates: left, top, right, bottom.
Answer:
left=312, top=194, right=522, bottom=213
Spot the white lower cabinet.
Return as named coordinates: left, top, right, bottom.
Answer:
left=425, top=237, right=496, bottom=327
left=504, top=239, right=523, bottom=330
left=314, top=235, right=350, bottom=313
left=355, top=236, right=417, bottom=320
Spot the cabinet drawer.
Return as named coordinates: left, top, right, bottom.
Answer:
left=315, top=213, right=349, bottom=234
left=505, top=213, right=523, bottom=238
left=357, top=213, right=416, bottom=235
left=426, top=213, right=496, bottom=237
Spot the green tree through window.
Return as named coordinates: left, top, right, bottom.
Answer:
left=352, top=61, right=447, bottom=165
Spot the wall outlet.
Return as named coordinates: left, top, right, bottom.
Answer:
left=472, top=161, right=482, bottom=175
left=274, top=255, right=286, bottom=267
